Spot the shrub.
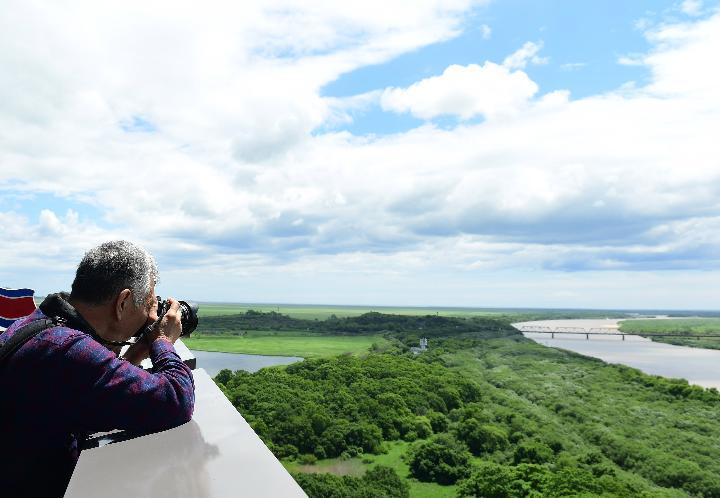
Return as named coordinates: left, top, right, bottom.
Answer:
left=513, top=439, right=554, bottom=465
left=298, top=454, right=317, bottom=465
left=456, top=419, right=509, bottom=456
left=427, top=411, right=450, bottom=433
left=413, top=416, right=433, bottom=439
left=457, top=461, right=517, bottom=498
left=293, top=466, right=409, bottom=498
left=407, top=434, right=471, bottom=484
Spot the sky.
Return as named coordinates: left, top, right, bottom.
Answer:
left=1, top=0, right=719, bottom=309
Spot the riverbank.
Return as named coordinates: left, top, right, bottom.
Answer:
left=619, top=318, right=720, bottom=350
left=515, top=318, right=720, bottom=390
left=189, top=350, right=303, bottom=376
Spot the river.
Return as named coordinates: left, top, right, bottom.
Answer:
left=514, top=319, right=720, bottom=390
left=190, top=350, right=303, bottom=377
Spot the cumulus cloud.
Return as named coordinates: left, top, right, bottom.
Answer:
left=502, top=41, right=549, bottom=69
left=0, top=208, right=115, bottom=272
left=643, top=13, right=720, bottom=103
left=380, top=63, right=538, bottom=119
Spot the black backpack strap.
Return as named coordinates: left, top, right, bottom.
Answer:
left=0, top=318, right=55, bottom=367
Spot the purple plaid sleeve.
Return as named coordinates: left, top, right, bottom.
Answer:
left=62, top=332, right=195, bottom=434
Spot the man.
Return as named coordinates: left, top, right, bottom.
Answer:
left=0, top=240, right=195, bottom=498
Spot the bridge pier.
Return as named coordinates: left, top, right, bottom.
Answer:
left=586, top=333, right=589, bottom=340
left=551, top=332, right=554, bottom=338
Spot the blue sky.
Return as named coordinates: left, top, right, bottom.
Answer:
left=1, top=0, right=719, bottom=309
left=323, top=0, right=662, bottom=134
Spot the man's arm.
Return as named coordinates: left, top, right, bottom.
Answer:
left=119, top=339, right=151, bottom=366
left=64, top=300, right=195, bottom=434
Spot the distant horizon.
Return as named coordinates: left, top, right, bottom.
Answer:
left=28, top=293, right=720, bottom=314
left=192, top=301, right=720, bottom=314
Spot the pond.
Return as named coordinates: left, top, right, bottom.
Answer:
left=190, top=350, right=303, bottom=377
left=515, top=319, right=720, bottom=390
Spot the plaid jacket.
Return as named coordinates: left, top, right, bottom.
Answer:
left=0, top=293, right=195, bottom=497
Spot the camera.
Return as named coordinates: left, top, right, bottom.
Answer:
left=156, top=297, right=199, bottom=337
left=135, top=296, right=199, bottom=339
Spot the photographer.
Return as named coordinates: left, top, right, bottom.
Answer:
left=0, top=240, right=195, bottom=498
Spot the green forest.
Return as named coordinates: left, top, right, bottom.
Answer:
left=195, top=310, right=513, bottom=337
left=212, top=312, right=720, bottom=497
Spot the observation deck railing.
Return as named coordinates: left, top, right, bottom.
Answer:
left=64, top=340, right=308, bottom=498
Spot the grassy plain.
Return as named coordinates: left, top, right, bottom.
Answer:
left=198, top=302, right=506, bottom=320
left=620, top=318, right=720, bottom=349
left=197, top=302, right=633, bottom=321
left=184, top=331, right=388, bottom=358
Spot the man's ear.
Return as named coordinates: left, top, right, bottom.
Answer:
left=114, top=289, right=133, bottom=321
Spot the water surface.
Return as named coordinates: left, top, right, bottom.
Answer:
left=190, top=350, right=303, bottom=377
left=515, top=319, right=720, bottom=390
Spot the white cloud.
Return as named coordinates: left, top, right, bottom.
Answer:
left=681, top=0, right=703, bottom=16
left=1, top=3, right=720, bottom=307
left=644, top=14, right=720, bottom=103
left=0, top=208, right=116, bottom=275
left=560, top=62, right=586, bottom=71
left=617, top=55, right=644, bottom=66
left=502, top=41, right=549, bottom=69
left=380, top=62, right=538, bottom=119
left=480, top=24, right=492, bottom=39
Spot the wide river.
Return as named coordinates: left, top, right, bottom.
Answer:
left=514, top=319, right=720, bottom=390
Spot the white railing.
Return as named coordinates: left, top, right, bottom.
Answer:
left=64, top=343, right=307, bottom=498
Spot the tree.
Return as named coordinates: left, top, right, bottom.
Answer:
left=407, top=434, right=471, bottom=484
left=513, top=439, right=554, bottom=465
left=292, top=466, right=408, bottom=498
left=457, top=461, right=519, bottom=498
left=214, top=368, right=233, bottom=385
left=427, top=411, right=449, bottom=433
left=456, top=419, right=509, bottom=456
left=363, top=466, right=409, bottom=498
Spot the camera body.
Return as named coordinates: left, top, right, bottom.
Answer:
left=134, top=297, right=199, bottom=340
left=156, top=297, right=199, bottom=337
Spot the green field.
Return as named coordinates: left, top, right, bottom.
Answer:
left=284, top=441, right=455, bottom=498
left=184, top=331, right=389, bottom=358
left=619, top=318, right=720, bottom=349
left=197, top=302, right=508, bottom=320
left=197, top=302, right=633, bottom=321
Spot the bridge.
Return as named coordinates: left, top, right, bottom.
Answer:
left=515, top=324, right=720, bottom=341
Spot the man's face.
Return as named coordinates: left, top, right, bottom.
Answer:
left=123, top=286, right=157, bottom=341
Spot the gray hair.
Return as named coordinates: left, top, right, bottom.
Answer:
left=70, top=240, right=159, bottom=306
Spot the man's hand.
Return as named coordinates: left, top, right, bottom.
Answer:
left=146, top=298, right=183, bottom=345
left=120, top=298, right=182, bottom=365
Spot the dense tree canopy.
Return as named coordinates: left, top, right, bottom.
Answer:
left=215, top=315, right=720, bottom=497
left=217, top=353, right=483, bottom=459
left=198, top=310, right=519, bottom=340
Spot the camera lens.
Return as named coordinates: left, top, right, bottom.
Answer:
left=178, top=300, right=199, bottom=336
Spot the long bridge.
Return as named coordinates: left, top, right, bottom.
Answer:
left=515, top=324, right=720, bottom=341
